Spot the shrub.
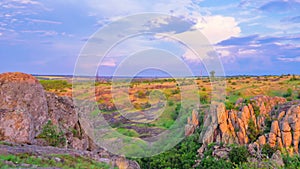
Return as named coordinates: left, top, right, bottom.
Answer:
left=171, top=104, right=180, bottom=120
left=116, top=128, right=139, bottom=137
left=283, top=154, right=300, bottom=168
left=289, top=74, right=298, bottom=81
left=40, top=80, right=71, bottom=91
left=283, top=88, right=293, bottom=98
left=171, top=89, right=180, bottom=95
left=135, top=130, right=201, bottom=169
left=199, top=93, right=209, bottom=104
left=261, top=144, right=277, bottom=158
left=136, top=90, right=146, bottom=98
left=247, top=119, right=260, bottom=142
left=228, top=145, right=249, bottom=164
left=264, top=117, right=272, bottom=134
left=198, top=156, right=234, bottom=169
left=168, top=100, right=174, bottom=106
left=37, top=120, right=66, bottom=147
left=225, top=101, right=235, bottom=110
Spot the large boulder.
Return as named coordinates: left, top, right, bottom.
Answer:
left=0, top=72, right=48, bottom=143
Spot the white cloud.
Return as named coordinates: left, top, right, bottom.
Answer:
left=100, top=59, right=116, bottom=67
left=12, top=0, right=41, bottom=5
left=182, top=49, right=200, bottom=62
left=218, top=49, right=231, bottom=57
left=238, top=49, right=257, bottom=55
left=21, top=30, right=58, bottom=36
left=278, top=57, right=300, bottom=62
left=193, top=15, right=241, bottom=44
left=174, top=15, right=241, bottom=63
left=25, top=18, right=62, bottom=25
left=0, top=32, right=2, bottom=36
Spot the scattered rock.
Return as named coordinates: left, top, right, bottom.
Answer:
left=271, top=150, right=284, bottom=167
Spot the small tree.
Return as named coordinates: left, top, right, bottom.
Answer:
left=229, top=145, right=249, bottom=164
left=209, top=70, right=216, bottom=81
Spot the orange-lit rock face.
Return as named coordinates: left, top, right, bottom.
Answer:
left=0, top=72, right=39, bottom=84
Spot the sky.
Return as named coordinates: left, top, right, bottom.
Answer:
left=0, top=0, right=300, bottom=76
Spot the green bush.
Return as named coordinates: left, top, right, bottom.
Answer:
left=247, top=119, right=260, bottom=142
left=135, top=130, right=201, bottom=169
left=283, top=154, right=300, bottom=169
left=225, top=101, right=235, bottom=110
left=264, top=117, right=272, bottom=134
left=171, top=89, right=180, bottom=95
left=171, top=103, right=181, bottom=120
left=198, top=156, right=234, bottom=169
left=37, top=120, right=66, bottom=147
left=261, top=144, right=277, bottom=158
left=228, top=145, right=249, bottom=164
left=283, top=88, right=293, bottom=98
left=200, top=93, right=209, bottom=104
left=40, top=80, right=71, bottom=91
left=168, top=100, right=174, bottom=106
left=116, top=128, right=139, bottom=137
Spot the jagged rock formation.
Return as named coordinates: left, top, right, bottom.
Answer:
left=185, top=109, right=199, bottom=136
left=199, top=95, right=300, bottom=155
left=0, top=72, right=139, bottom=169
left=266, top=100, right=300, bottom=154
left=200, top=95, right=286, bottom=145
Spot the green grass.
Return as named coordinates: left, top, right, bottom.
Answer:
left=40, top=80, right=71, bottom=91
left=116, top=128, right=140, bottom=137
left=0, top=154, right=113, bottom=169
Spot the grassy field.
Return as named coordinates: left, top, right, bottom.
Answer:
left=38, top=74, right=300, bottom=139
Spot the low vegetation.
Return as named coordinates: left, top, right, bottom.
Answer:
left=0, top=153, right=113, bottom=169
left=37, top=120, right=66, bottom=147
left=40, top=80, right=71, bottom=92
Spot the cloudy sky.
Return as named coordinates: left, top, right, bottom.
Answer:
left=0, top=0, right=300, bottom=76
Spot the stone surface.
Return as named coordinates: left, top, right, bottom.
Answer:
left=0, top=144, right=140, bottom=169
left=271, top=150, right=284, bottom=167
left=200, top=96, right=286, bottom=146
left=185, top=109, right=200, bottom=136
left=0, top=72, right=48, bottom=143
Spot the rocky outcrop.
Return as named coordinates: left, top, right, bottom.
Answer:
left=199, top=94, right=300, bottom=155
left=185, top=109, right=199, bottom=136
left=0, top=72, right=139, bottom=169
left=266, top=100, right=300, bottom=154
left=0, top=72, right=48, bottom=143
left=199, top=95, right=286, bottom=146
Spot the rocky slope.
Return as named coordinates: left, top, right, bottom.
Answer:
left=0, top=72, right=139, bottom=169
left=199, top=94, right=300, bottom=155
